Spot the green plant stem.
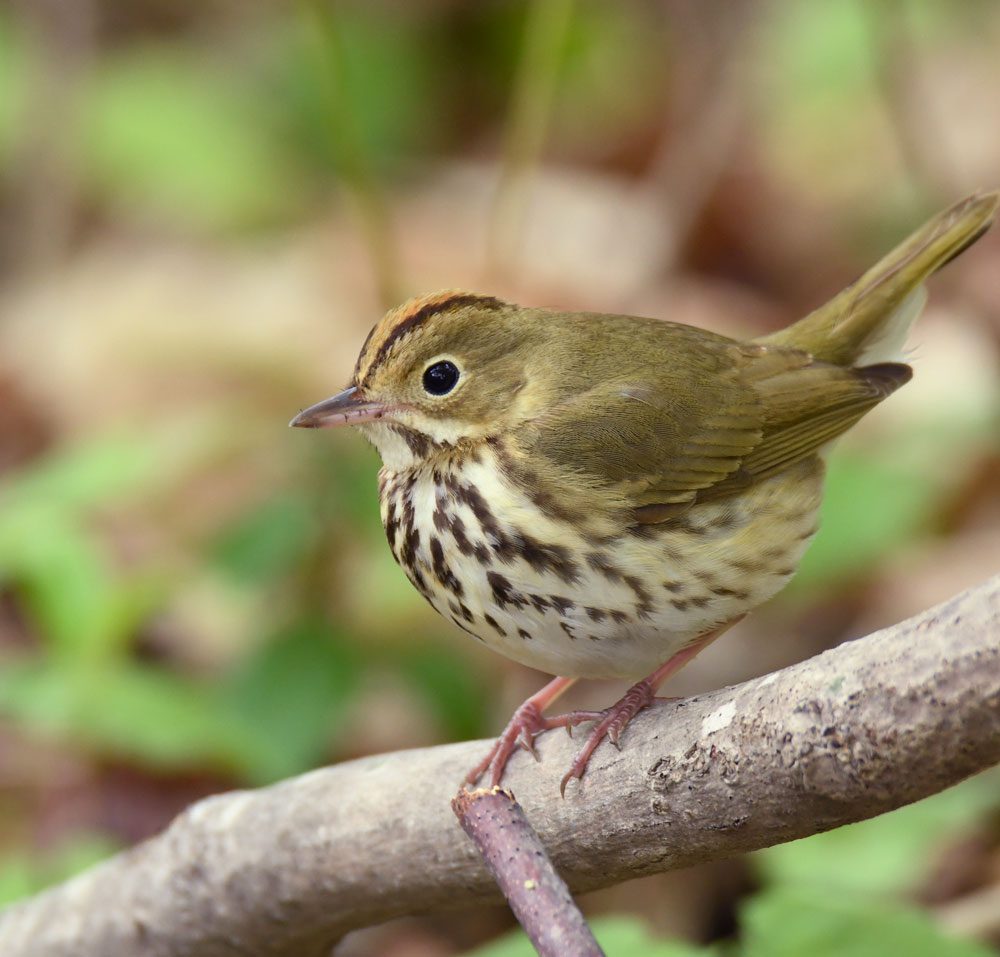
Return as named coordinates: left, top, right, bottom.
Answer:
left=487, top=0, right=575, bottom=276
left=301, top=0, right=403, bottom=308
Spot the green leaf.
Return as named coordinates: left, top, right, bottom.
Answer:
left=0, top=517, right=164, bottom=661
left=742, top=885, right=994, bottom=957
left=466, top=916, right=712, bottom=957
left=399, top=646, right=488, bottom=741
left=754, top=771, right=1000, bottom=896
left=0, top=661, right=261, bottom=775
left=0, top=10, right=27, bottom=167
left=0, top=433, right=199, bottom=658
left=768, top=2, right=872, bottom=105
left=0, top=434, right=168, bottom=520
left=279, top=6, right=441, bottom=169
left=0, top=442, right=170, bottom=660
left=2, top=517, right=114, bottom=655
left=211, top=493, right=319, bottom=584
left=220, top=617, right=360, bottom=783
left=790, top=452, right=937, bottom=590
left=83, top=45, right=297, bottom=230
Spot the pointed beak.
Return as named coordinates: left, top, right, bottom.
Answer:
left=289, top=386, right=392, bottom=429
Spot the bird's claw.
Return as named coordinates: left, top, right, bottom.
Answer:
left=518, top=729, right=541, bottom=760
left=555, top=683, right=663, bottom=795
left=559, top=767, right=580, bottom=799
left=466, top=681, right=675, bottom=793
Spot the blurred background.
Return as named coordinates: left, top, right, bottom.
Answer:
left=0, top=1, right=998, bottom=954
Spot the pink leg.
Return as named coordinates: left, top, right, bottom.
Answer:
left=559, top=619, right=743, bottom=796
left=465, top=675, right=577, bottom=788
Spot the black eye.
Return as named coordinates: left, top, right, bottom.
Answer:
left=422, top=360, right=460, bottom=396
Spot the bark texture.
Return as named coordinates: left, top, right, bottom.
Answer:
left=0, top=576, right=997, bottom=957
left=453, top=787, right=604, bottom=957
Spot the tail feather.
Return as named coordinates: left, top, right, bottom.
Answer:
left=858, top=361, right=914, bottom=396
left=854, top=287, right=924, bottom=366
left=760, top=191, right=998, bottom=367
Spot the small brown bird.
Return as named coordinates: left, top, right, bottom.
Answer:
left=292, top=192, right=997, bottom=793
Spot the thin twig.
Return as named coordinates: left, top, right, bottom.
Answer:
left=453, top=786, right=604, bottom=957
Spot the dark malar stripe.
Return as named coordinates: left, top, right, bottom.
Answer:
left=361, top=294, right=504, bottom=380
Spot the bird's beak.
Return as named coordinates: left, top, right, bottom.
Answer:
left=289, top=386, right=392, bottom=429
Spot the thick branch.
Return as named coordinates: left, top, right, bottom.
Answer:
left=1, top=576, right=998, bottom=957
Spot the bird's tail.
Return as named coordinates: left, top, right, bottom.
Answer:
left=759, top=191, right=998, bottom=367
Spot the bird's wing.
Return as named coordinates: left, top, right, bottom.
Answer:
left=523, top=339, right=909, bottom=522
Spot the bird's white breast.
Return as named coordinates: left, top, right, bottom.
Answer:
left=379, top=447, right=822, bottom=680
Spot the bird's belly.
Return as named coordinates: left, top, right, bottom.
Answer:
left=380, top=456, right=823, bottom=680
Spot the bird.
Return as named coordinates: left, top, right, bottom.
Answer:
left=291, top=191, right=997, bottom=794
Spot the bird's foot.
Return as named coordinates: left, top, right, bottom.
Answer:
left=464, top=701, right=562, bottom=788
left=465, top=676, right=575, bottom=788
left=555, top=621, right=743, bottom=795
left=466, top=621, right=742, bottom=794
left=555, top=684, right=677, bottom=796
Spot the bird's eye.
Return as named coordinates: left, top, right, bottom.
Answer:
left=422, top=360, right=460, bottom=396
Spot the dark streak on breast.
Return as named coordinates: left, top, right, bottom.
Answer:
left=484, top=613, right=506, bottom=637
left=487, top=571, right=527, bottom=609
left=430, top=536, right=464, bottom=597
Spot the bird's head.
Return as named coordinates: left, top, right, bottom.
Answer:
left=290, top=291, right=551, bottom=470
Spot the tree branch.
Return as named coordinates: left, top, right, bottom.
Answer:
left=453, top=787, right=604, bottom=957
left=1, top=576, right=998, bottom=957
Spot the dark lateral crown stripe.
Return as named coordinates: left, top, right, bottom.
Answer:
left=362, top=294, right=504, bottom=379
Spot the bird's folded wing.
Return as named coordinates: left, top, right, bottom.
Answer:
left=524, top=343, right=910, bottom=521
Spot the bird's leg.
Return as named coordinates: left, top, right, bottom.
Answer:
left=465, top=675, right=577, bottom=788
left=559, top=617, right=744, bottom=796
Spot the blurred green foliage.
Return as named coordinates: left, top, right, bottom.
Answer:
left=0, top=436, right=270, bottom=775
left=0, top=421, right=487, bottom=784
left=738, top=885, right=993, bottom=957
left=84, top=45, right=299, bottom=231
left=469, top=915, right=709, bottom=956
left=754, top=770, right=999, bottom=896
left=0, top=17, right=25, bottom=166
left=792, top=452, right=937, bottom=591
left=0, top=436, right=168, bottom=659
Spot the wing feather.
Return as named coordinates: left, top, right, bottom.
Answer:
left=523, top=329, right=909, bottom=522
